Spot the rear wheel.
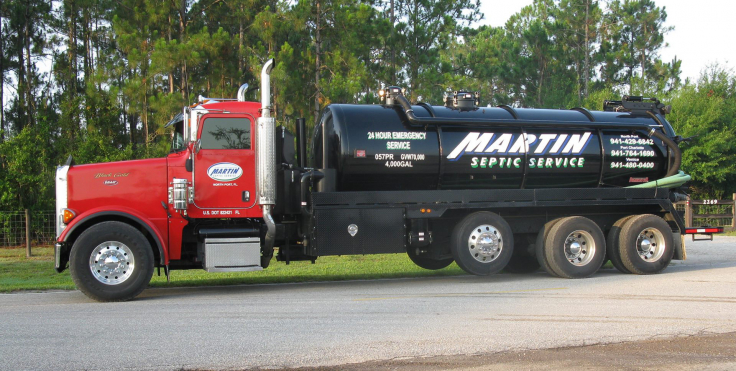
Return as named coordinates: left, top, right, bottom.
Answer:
left=606, top=216, right=634, bottom=274
left=544, top=216, right=606, bottom=279
left=451, top=212, right=513, bottom=276
left=407, top=247, right=453, bottom=270
left=536, top=218, right=565, bottom=277
left=70, top=221, right=154, bottom=302
left=618, top=214, right=674, bottom=275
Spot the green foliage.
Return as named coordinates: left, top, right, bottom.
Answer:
left=667, top=66, right=736, bottom=199
left=0, top=119, right=56, bottom=210
left=387, top=0, right=481, bottom=103
left=0, top=0, right=733, bottom=209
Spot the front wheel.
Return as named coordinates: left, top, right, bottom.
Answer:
left=70, top=221, right=155, bottom=302
left=451, top=212, right=513, bottom=276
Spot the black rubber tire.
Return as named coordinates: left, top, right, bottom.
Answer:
left=544, top=216, right=606, bottom=279
left=606, top=216, right=634, bottom=274
left=70, top=221, right=155, bottom=302
left=504, top=250, right=540, bottom=274
left=535, top=218, right=565, bottom=277
left=407, top=247, right=454, bottom=270
left=451, top=212, right=513, bottom=276
left=618, top=214, right=674, bottom=275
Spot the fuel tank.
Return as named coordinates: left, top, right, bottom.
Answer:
left=311, top=102, right=676, bottom=191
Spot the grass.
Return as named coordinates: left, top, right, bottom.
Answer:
left=0, top=247, right=76, bottom=291
left=0, top=246, right=467, bottom=293
left=5, top=231, right=733, bottom=293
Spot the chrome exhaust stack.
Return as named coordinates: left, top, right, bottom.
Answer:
left=256, top=59, right=277, bottom=264
left=236, top=83, right=249, bottom=102
left=257, top=59, right=276, bottom=205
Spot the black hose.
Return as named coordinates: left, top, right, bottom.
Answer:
left=645, top=111, right=682, bottom=178
left=648, top=129, right=681, bottom=177
left=394, top=95, right=681, bottom=177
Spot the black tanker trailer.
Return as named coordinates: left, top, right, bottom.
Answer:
left=271, top=88, right=710, bottom=280
left=312, top=90, right=678, bottom=191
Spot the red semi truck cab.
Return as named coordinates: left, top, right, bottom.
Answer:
left=55, top=100, right=264, bottom=263
left=55, top=61, right=279, bottom=301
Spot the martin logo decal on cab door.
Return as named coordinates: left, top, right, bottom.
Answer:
left=207, top=162, right=243, bottom=182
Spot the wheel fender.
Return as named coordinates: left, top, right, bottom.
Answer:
left=59, top=207, right=167, bottom=265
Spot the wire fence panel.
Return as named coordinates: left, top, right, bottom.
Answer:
left=0, top=211, right=56, bottom=248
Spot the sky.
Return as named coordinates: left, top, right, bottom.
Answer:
left=477, top=0, right=735, bottom=83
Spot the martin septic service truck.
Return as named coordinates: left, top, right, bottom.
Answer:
left=53, top=60, right=720, bottom=301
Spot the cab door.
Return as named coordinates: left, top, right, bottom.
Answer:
left=192, top=113, right=257, bottom=214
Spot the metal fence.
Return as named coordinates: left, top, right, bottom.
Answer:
left=0, top=210, right=56, bottom=249
left=1, top=195, right=732, bottom=251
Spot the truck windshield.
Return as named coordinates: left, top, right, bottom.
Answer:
left=201, top=117, right=251, bottom=150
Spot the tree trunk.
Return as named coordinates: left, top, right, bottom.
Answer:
left=314, top=1, right=321, bottom=124
left=24, top=5, right=35, bottom=127
left=179, top=0, right=188, bottom=102
left=84, top=5, right=95, bottom=128
left=410, top=0, right=418, bottom=102
left=67, top=0, right=78, bottom=134
left=83, top=7, right=91, bottom=80
left=142, top=64, right=149, bottom=147
left=125, top=96, right=137, bottom=152
left=538, top=61, right=546, bottom=107
left=390, top=0, right=395, bottom=83
left=628, top=35, right=634, bottom=93
left=640, top=21, right=647, bottom=84
left=239, top=4, right=244, bottom=74
left=168, top=13, right=174, bottom=94
left=17, top=9, right=27, bottom=129
left=583, top=0, right=590, bottom=100
left=0, top=9, right=4, bottom=142
left=95, top=5, right=101, bottom=91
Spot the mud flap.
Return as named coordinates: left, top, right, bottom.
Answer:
left=673, top=232, right=685, bottom=260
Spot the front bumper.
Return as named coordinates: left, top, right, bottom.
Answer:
left=54, top=243, right=69, bottom=273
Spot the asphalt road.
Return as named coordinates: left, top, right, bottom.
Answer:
left=1, top=236, right=735, bottom=371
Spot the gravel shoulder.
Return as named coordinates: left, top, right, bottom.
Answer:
left=288, top=331, right=736, bottom=371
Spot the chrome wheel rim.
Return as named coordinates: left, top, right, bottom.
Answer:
left=89, top=241, right=135, bottom=285
left=636, top=228, right=666, bottom=262
left=564, top=230, right=596, bottom=266
left=468, top=224, right=503, bottom=263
